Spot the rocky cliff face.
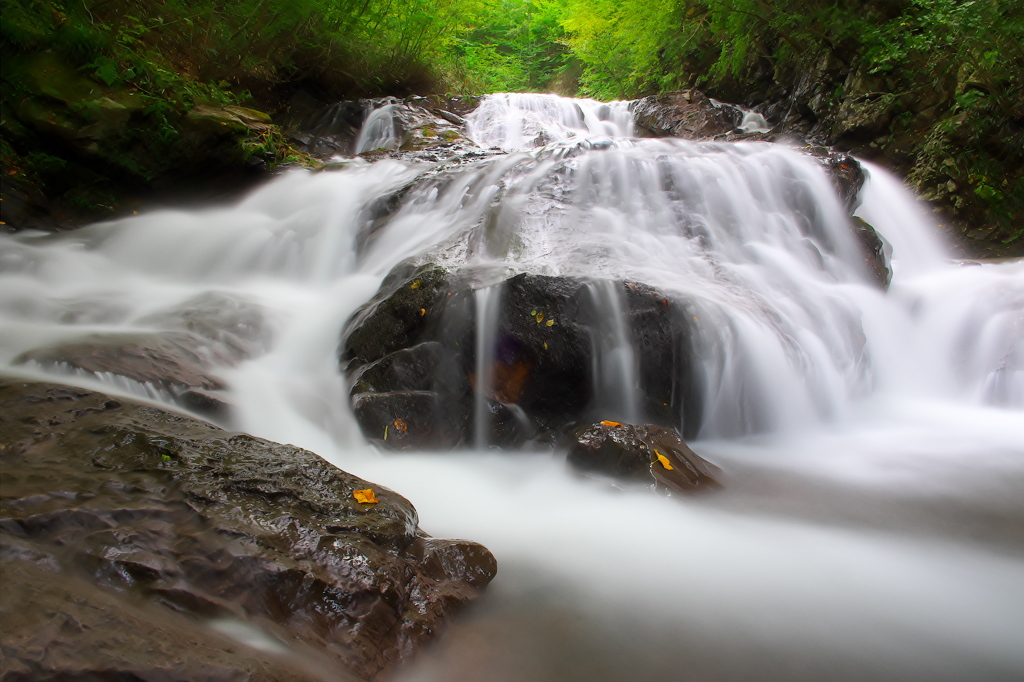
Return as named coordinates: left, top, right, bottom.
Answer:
left=0, top=379, right=497, bottom=681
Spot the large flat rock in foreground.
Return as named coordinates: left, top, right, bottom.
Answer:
left=0, top=379, right=496, bottom=681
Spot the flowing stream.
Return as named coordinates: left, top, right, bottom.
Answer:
left=1, top=93, right=1022, bottom=681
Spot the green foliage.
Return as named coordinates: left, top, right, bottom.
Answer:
left=556, top=0, right=1023, bottom=247
left=561, top=0, right=692, bottom=99
left=2, top=0, right=1019, bottom=244
left=445, top=0, right=574, bottom=93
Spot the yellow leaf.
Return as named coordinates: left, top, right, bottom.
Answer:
left=393, top=418, right=408, bottom=434
left=353, top=488, right=379, bottom=504
left=383, top=424, right=389, bottom=440
left=410, top=280, right=421, bottom=289
left=546, top=319, right=554, bottom=326
left=601, top=420, right=623, bottom=427
left=655, top=450, right=674, bottom=470
left=536, top=311, right=545, bottom=323
left=420, top=308, right=426, bottom=316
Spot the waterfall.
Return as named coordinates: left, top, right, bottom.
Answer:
left=586, top=279, right=640, bottom=423
left=473, top=283, right=504, bottom=448
left=354, top=100, right=402, bottom=153
left=466, top=92, right=634, bottom=149
left=1, top=92, right=1022, bottom=681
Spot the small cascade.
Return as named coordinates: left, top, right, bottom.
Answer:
left=472, top=283, right=504, bottom=448
left=738, top=110, right=771, bottom=133
left=354, top=100, right=402, bottom=153
left=466, top=92, right=633, bottom=150
left=854, top=161, right=949, bottom=276
left=851, top=163, right=1024, bottom=408
left=586, top=280, right=639, bottom=423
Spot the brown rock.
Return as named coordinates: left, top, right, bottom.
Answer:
left=629, top=90, right=740, bottom=139
left=15, top=331, right=230, bottom=392
left=565, top=421, right=721, bottom=493
left=0, top=379, right=496, bottom=681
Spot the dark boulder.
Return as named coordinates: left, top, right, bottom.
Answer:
left=621, top=281, right=703, bottom=438
left=490, top=273, right=596, bottom=438
left=565, top=421, right=721, bottom=493
left=630, top=90, right=741, bottom=139
left=342, top=266, right=704, bottom=450
left=802, top=147, right=866, bottom=214
left=353, top=390, right=461, bottom=450
left=292, top=99, right=366, bottom=157
left=343, top=264, right=453, bottom=370
left=0, top=379, right=497, bottom=681
left=351, top=341, right=448, bottom=395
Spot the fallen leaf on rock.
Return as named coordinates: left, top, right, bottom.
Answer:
left=601, top=420, right=623, bottom=427
left=393, top=418, right=408, bottom=434
left=410, top=280, right=421, bottom=289
left=353, top=488, right=379, bottom=504
left=655, top=450, right=674, bottom=470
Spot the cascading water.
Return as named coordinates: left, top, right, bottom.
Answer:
left=473, top=282, right=504, bottom=448
left=354, top=100, right=402, bottom=153
left=1, top=92, right=1022, bottom=680
left=467, top=92, right=633, bottom=149
left=586, top=279, right=640, bottom=423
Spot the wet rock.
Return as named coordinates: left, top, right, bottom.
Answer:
left=342, top=266, right=703, bottom=450
left=176, top=388, right=232, bottom=420
left=343, top=264, right=453, bottom=369
left=803, top=147, right=866, bottom=214
left=351, top=342, right=447, bottom=395
left=621, top=281, right=703, bottom=439
left=564, top=421, right=721, bottom=494
left=1, top=551, right=351, bottom=682
left=15, top=331, right=231, bottom=392
left=292, top=99, right=366, bottom=157
left=13, top=294, right=269, bottom=420
left=0, top=379, right=497, bottom=681
left=630, top=90, right=741, bottom=139
left=492, top=273, right=595, bottom=437
left=186, top=103, right=273, bottom=135
left=851, top=217, right=893, bottom=288
left=13, top=330, right=243, bottom=421
left=294, top=96, right=473, bottom=160
left=353, top=390, right=461, bottom=450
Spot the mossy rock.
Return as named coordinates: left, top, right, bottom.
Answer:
left=186, top=104, right=271, bottom=134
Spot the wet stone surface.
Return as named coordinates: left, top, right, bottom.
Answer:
left=0, top=379, right=496, bottom=681
left=565, top=421, right=722, bottom=494
left=342, top=265, right=705, bottom=450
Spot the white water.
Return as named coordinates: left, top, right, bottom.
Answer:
left=355, top=100, right=402, bottom=153
left=1, top=93, right=1022, bottom=680
left=467, top=92, right=634, bottom=149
